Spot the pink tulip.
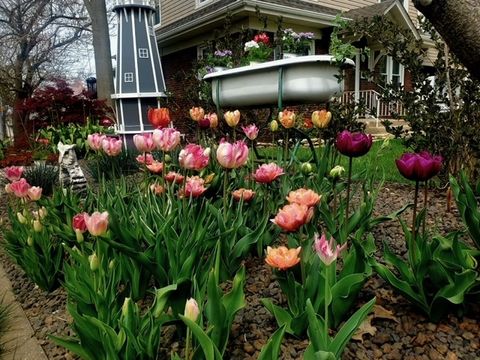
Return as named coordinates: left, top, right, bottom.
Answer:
left=165, top=171, right=184, bottom=184
left=102, top=137, right=123, bottom=156
left=84, top=211, right=109, bottom=236
left=180, top=176, right=207, bottom=198
left=87, top=133, right=106, bottom=151
left=271, top=203, right=313, bottom=232
left=253, top=163, right=284, bottom=184
left=153, top=127, right=181, bottom=152
left=136, top=153, right=154, bottom=165
left=178, top=144, right=210, bottom=171
left=9, top=178, right=31, bottom=198
left=72, top=213, right=88, bottom=233
left=4, top=166, right=24, bottom=182
left=133, top=133, right=156, bottom=153
left=242, top=124, right=259, bottom=140
left=146, top=161, right=164, bottom=174
left=216, top=139, right=249, bottom=169
left=313, top=233, right=347, bottom=266
left=27, top=186, right=43, bottom=201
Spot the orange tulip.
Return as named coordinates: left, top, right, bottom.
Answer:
left=148, top=107, right=171, bottom=129
left=265, top=246, right=301, bottom=270
left=271, top=203, right=312, bottom=232
left=278, top=110, right=296, bottom=129
left=232, top=188, right=255, bottom=202
left=189, top=107, right=205, bottom=122
left=286, top=188, right=321, bottom=208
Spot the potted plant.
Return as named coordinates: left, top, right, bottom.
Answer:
left=244, top=33, right=273, bottom=65
left=281, top=29, right=314, bottom=57
left=206, top=49, right=234, bottom=72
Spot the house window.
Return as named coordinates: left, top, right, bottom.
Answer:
left=378, top=55, right=403, bottom=86
left=138, top=48, right=149, bottom=58
left=196, top=0, right=214, bottom=8
left=124, top=72, right=134, bottom=83
left=154, top=1, right=161, bottom=25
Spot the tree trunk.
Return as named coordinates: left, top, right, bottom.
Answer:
left=414, top=0, right=480, bottom=81
left=85, top=0, right=114, bottom=106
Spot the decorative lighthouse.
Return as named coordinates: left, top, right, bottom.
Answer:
left=112, top=0, right=166, bottom=143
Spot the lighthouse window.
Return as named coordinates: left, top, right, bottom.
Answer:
left=138, top=48, right=149, bottom=58
left=124, top=72, right=134, bottom=83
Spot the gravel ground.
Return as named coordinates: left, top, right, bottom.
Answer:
left=0, top=175, right=479, bottom=359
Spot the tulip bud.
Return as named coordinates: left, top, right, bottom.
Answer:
left=270, top=120, right=279, bottom=132
left=38, top=207, right=48, bottom=219
left=75, top=229, right=84, bottom=243
left=122, top=297, right=131, bottom=317
left=109, top=259, right=115, bottom=269
left=17, top=212, right=27, bottom=224
left=301, top=162, right=313, bottom=175
left=0, top=218, right=4, bottom=226
left=184, top=298, right=199, bottom=322
left=27, top=236, right=34, bottom=247
left=164, top=154, right=172, bottom=163
left=89, top=253, right=100, bottom=271
left=330, top=165, right=345, bottom=179
left=33, top=220, right=42, bottom=232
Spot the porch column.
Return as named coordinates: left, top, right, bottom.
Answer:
left=354, top=50, right=361, bottom=105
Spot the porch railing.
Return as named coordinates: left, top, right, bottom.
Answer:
left=341, top=90, right=406, bottom=118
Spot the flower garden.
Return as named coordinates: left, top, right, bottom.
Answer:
left=0, top=104, right=480, bottom=359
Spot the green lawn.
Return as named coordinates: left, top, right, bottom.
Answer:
left=257, top=138, right=409, bottom=184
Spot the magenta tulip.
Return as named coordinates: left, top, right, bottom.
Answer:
left=216, top=139, right=249, bottom=169
left=4, top=166, right=24, bottom=182
left=395, top=151, right=443, bottom=182
left=178, top=144, right=210, bottom=171
left=72, top=213, right=88, bottom=233
left=9, top=178, right=31, bottom=198
left=335, top=130, right=373, bottom=158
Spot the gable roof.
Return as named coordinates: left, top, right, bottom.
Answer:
left=158, top=0, right=338, bottom=41
left=345, top=0, right=421, bottom=40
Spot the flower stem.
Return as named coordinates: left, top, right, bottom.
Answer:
left=324, top=264, right=329, bottom=338
left=412, top=180, right=419, bottom=264
left=223, top=170, right=228, bottom=221
left=185, top=328, right=191, bottom=360
left=345, top=156, right=353, bottom=224
left=423, top=181, right=428, bottom=236
left=332, top=179, right=337, bottom=219
left=284, top=130, right=289, bottom=165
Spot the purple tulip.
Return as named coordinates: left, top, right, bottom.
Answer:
left=335, top=130, right=373, bottom=158
left=395, top=151, right=443, bottom=182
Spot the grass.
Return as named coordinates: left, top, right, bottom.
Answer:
left=257, top=138, right=409, bottom=184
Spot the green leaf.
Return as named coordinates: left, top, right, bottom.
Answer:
left=329, top=297, right=375, bottom=358
left=179, top=315, right=223, bottom=360
left=49, top=335, right=96, bottom=360
left=257, top=325, right=286, bottom=360
left=305, top=298, right=328, bottom=351
left=261, top=298, right=293, bottom=334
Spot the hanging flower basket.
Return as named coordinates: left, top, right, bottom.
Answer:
left=203, top=55, right=354, bottom=107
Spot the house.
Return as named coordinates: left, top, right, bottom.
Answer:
left=153, top=0, right=431, bottom=119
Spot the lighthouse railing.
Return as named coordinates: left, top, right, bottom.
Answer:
left=113, top=0, right=155, bottom=7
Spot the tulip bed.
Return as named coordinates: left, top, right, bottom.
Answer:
left=1, top=107, right=480, bottom=359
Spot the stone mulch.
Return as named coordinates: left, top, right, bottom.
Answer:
left=0, top=176, right=479, bottom=359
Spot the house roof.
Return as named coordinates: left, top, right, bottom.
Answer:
left=157, top=0, right=339, bottom=42
left=345, top=0, right=421, bottom=40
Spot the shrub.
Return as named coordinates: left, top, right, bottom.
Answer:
left=23, top=163, right=58, bottom=196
